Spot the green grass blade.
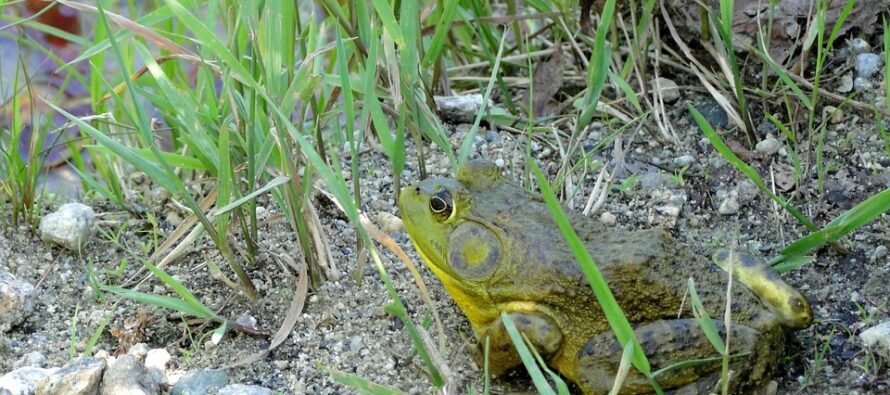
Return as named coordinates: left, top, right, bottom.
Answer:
left=458, top=27, right=508, bottom=164
left=421, top=0, right=460, bottom=68
left=778, top=187, right=890, bottom=260
left=104, top=286, right=217, bottom=320
left=370, top=0, right=405, bottom=47
left=322, top=366, right=408, bottom=395
left=529, top=160, right=658, bottom=383
left=143, top=262, right=220, bottom=320
left=212, top=176, right=291, bottom=218
left=44, top=101, right=178, bottom=193
left=687, top=278, right=725, bottom=352
left=501, top=313, right=556, bottom=395
left=576, top=0, right=616, bottom=133
left=688, top=104, right=817, bottom=231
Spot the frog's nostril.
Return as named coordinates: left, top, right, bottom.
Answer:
left=415, top=186, right=420, bottom=193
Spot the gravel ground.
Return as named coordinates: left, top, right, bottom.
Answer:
left=1, top=88, right=889, bottom=394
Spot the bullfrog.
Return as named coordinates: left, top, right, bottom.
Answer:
left=398, top=159, right=812, bottom=394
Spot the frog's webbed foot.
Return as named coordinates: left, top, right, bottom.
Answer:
left=713, top=250, right=813, bottom=329
left=576, top=319, right=779, bottom=394
left=472, top=312, right=563, bottom=377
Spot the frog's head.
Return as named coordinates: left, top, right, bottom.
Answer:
left=399, top=160, right=507, bottom=291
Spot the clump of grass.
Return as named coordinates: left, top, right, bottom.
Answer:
left=1, top=57, right=49, bottom=230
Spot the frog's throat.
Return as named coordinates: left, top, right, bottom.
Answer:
left=413, top=240, right=498, bottom=328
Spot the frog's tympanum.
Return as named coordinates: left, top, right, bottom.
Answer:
left=398, top=160, right=812, bottom=394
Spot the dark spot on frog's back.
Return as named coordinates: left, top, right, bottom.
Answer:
left=764, top=268, right=782, bottom=281
left=740, top=254, right=757, bottom=267
left=716, top=250, right=729, bottom=262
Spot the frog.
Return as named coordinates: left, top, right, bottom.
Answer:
left=398, top=159, right=812, bottom=394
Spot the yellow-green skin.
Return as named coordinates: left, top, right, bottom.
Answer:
left=399, top=160, right=813, bottom=394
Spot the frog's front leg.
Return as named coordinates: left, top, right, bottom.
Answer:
left=575, top=318, right=770, bottom=394
left=473, top=311, right=563, bottom=377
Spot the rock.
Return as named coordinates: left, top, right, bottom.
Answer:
left=0, top=367, right=59, bottom=395
left=836, top=74, right=854, bottom=93
left=14, top=352, right=48, bottom=369
left=755, top=137, right=782, bottom=155
left=217, top=384, right=273, bottom=395
left=375, top=212, right=404, bottom=234
left=39, top=203, right=96, bottom=251
left=850, top=38, right=870, bottom=54
left=718, top=190, right=740, bottom=215
left=234, top=314, right=258, bottom=332
left=860, top=321, right=890, bottom=359
left=0, top=271, right=36, bottom=332
left=639, top=172, right=671, bottom=191
left=822, top=105, right=845, bottom=124
left=871, top=245, right=888, bottom=262
left=433, top=94, right=491, bottom=124
left=170, top=369, right=227, bottom=395
left=673, top=155, right=695, bottom=167
left=649, top=77, right=680, bottom=103
left=99, top=355, right=160, bottom=395
left=855, top=53, right=883, bottom=79
left=35, top=357, right=106, bottom=395
left=649, top=189, right=687, bottom=229
left=735, top=180, right=759, bottom=205
left=694, top=99, right=729, bottom=128
left=128, top=343, right=150, bottom=360
left=349, top=336, right=363, bottom=353
left=599, top=212, right=616, bottom=227
left=144, top=349, right=171, bottom=372
left=854, top=77, right=873, bottom=91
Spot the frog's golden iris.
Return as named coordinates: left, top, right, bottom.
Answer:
left=399, top=159, right=813, bottom=394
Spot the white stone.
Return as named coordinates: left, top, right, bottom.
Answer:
left=376, top=212, right=404, bottom=234
left=599, top=212, right=617, bottom=226
left=650, top=77, right=680, bottom=103
left=0, top=367, right=58, bottom=395
left=39, top=203, right=96, bottom=251
left=433, top=94, right=492, bottom=124
left=755, top=138, right=782, bottom=155
left=860, top=321, right=890, bottom=359
left=0, top=271, right=36, bottom=332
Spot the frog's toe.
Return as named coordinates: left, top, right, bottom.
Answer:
left=713, top=250, right=813, bottom=329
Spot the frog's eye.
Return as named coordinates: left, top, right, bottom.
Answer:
left=429, top=188, right=454, bottom=220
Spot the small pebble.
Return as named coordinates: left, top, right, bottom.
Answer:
left=872, top=245, right=888, bottom=262
left=0, top=271, right=36, bottom=332
left=822, top=106, right=845, bottom=124
left=860, top=321, right=890, bottom=359
left=39, top=203, right=97, bottom=251
left=718, top=190, right=740, bottom=215
left=854, top=77, right=873, bottom=91
left=13, top=352, right=47, bottom=369
left=650, top=77, right=680, bottom=103
left=375, top=212, right=404, bottom=234
left=128, top=343, right=150, bottom=359
left=599, top=212, right=616, bottom=226
left=36, top=357, right=106, bottom=395
left=836, top=74, right=854, bottom=93
left=755, top=137, right=782, bottom=155
left=850, top=38, right=870, bottom=54
left=855, top=52, right=883, bottom=79
left=217, top=384, right=273, bottom=395
left=673, top=155, right=695, bottom=167
left=144, top=349, right=171, bottom=371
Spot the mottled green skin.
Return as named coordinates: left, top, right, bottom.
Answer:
left=399, top=160, right=806, bottom=394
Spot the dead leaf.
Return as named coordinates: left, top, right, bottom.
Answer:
left=670, top=0, right=888, bottom=63
left=532, top=45, right=564, bottom=118
left=725, top=138, right=755, bottom=163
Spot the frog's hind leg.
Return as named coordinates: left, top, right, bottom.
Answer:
left=575, top=318, right=779, bottom=394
